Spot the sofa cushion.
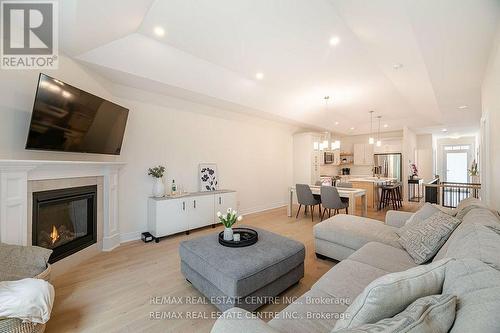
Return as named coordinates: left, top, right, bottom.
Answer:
left=0, top=244, right=52, bottom=281
left=312, top=259, right=388, bottom=303
left=443, top=258, right=500, bottom=333
left=445, top=222, right=500, bottom=270
left=434, top=207, right=500, bottom=262
left=348, top=242, right=417, bottom=273
left=333, top=258, right=452, bottom=330
left=314, top=215, right=401, bottom=252
left=334, top=294, right=456, bottom=333
left=397, top=211, right=461, bottom=264
left=455, top=197, right=487, bottom=213
left=268, top=288, right=348, bottom=333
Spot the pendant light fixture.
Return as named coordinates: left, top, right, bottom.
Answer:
left=368, top=110, right=375, bottom=144
left=376, top=116, right=382, bottom=147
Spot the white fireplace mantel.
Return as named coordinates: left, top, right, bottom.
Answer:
left=0, top=160, right=125, bottom=251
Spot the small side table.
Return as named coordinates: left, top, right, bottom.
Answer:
left=408, top=178, right=423, bottom=202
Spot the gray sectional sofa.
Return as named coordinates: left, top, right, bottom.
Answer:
left=211, top=198, right=500, bottom=332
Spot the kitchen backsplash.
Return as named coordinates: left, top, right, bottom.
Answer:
left=320, top=164, right=373, bottom=176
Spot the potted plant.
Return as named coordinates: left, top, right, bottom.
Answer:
left=468, top=160, right=479, bottom=183
left=217, top=208, right=243, bottom=241
left=409, top=162, right=418, bottom=179
left=148, top=165, right=166, bottom=197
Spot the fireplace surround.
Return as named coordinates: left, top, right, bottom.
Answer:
left=32, top=185, right=97, bottom=263
left=0, top=160, right=124, bottom=275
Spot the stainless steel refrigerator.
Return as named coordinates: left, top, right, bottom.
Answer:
left=374, top=153, right=402, bottom=181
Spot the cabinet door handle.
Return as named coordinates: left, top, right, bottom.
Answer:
left=219, top=197, right=222, bottom=205
left=182, top=202, right=185, bottom=211
left=193, top=200, right=196, bottom=208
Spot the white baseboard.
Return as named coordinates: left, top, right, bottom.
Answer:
left=117, top=202, right=287, bottom=246
left=102, top=233, right=121, bottom=251
left=239, top=201, right=287, bottom=216
left=120, top=231, right=143, bottom=243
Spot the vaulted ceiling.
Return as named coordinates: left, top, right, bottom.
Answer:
left=59, top=0, right=500, bottom=135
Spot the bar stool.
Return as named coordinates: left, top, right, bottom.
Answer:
left=379, top=184, right=400, bottom=210
left=394, top=182, right=403, bottom=209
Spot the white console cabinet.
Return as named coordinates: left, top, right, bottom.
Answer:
left=148, top=190, right=237, bottom=241
left=214, top=192, right=237, bottom=222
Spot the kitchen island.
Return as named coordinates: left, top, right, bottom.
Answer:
left=348, top=177, right=396, bottom=209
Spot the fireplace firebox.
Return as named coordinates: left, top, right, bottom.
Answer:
left=32, top=185, right=97, bottom=263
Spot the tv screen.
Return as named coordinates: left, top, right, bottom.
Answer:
left=26, top=74, right=129, bottom=155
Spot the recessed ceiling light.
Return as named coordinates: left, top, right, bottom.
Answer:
left=334, top=121, right=339, bottom=125
left=350, top=127, right=355, bottom=130
left=458, top=105, right=468, bottom=109
left=154, top=26, right=165, bottom=37
left=383, top=124, right=389, bottom=128
left=329, top=36, right=340, bottom=46
left=393, top=63, right=403, bottom=70
left=255, top=72, right=264, bottom=80
left=441, top=128, right=448, bottom=132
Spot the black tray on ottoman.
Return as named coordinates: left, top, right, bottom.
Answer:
left=218, top=227, right=258, bottom=247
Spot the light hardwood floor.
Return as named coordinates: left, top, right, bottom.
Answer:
left=47, top=204, right=418, bottom=333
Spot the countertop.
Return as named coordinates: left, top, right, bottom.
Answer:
left=348, top=177, right=396, bottom=184
left=150, top=189, right=235, bottom=201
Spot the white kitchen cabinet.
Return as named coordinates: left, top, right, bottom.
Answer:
left=214, top=191, right=237, bottom=222
left=353, top=144, right=365, bottom=165
left=148, top=190, right=237, bottom=241
left=354, top=144, right=374, bottom=165
left=374, top=140, right=402, bottom=154
left=364, top=144, right=374, bottom=165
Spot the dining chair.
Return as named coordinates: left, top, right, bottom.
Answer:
left=295, top=184, right=321, bottom=221
left=320, top=185, right=349, bottom=220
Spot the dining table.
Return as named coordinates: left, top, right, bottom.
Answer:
left=288, top=185, right=368, bottom=218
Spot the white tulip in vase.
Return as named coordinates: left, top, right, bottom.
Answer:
left=148, top=165, right=166, bottom=198
left=218, top=208, right=243, bottom=241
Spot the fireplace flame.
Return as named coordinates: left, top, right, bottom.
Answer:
left=50, top=225, right=60, bottom=245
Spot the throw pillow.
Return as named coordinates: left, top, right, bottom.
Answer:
left=0, top=243, right=52, bottom=281
left=0, top=278, right=55, bottom=324
left=443, top=258, right=500, bottom=333
left=397, top=211, right=461, bottom=264
left=333, top=294, right=456, bottom=333
left=332, top=258, right=453, bottom=331
left=405, top=203, right=441, bottom=227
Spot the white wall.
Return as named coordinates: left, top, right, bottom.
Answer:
left=111, top=85, right=297, bottom=238
left=0, top=55, right=117, bottom=161
left=402, top=127, right=417, bottom=200
left=0, top=57, right=298, bottom=242
left=416, top=134, right=434, bottom=182
left=481, top=26, right=500, bottom=211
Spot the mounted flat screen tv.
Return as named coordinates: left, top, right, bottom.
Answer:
left=26, top=74, right=129, bottom=155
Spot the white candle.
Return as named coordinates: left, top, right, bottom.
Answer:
left=233, top=233, right=240, bottom=242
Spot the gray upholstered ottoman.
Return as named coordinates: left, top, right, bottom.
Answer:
left=179, top=226, right=305, bottom=311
